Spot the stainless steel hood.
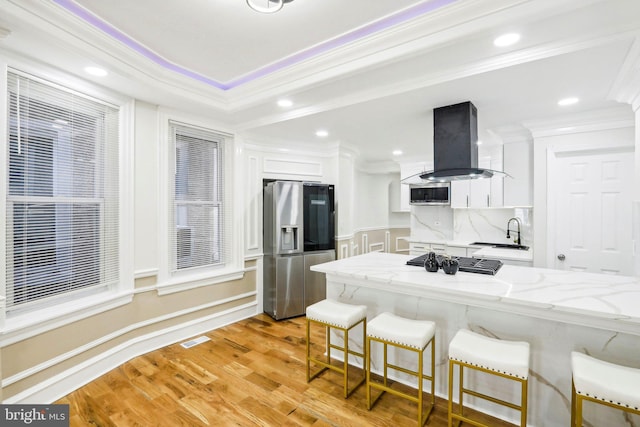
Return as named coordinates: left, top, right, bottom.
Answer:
left=406, top=101, right=507, bottom=183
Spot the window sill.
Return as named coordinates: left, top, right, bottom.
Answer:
left=1, top=291, right=133, bottom=346
left=157, top=267, right=245, bottom=296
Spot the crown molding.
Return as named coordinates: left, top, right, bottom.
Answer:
left=609, top=35, right=640, bottom=111
left=243, top=135, right=341, bottom=158
left=3, top=0, right=231, bottom=108
left=522, top=105, right=634, bottom=138
left=236, top=27, right=640, bottom=132
left=356, top=160, right=400, bottom=175
left=5, top=0, right=638, bottom=121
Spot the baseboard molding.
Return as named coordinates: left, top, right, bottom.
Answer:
left=4, top=302, right=259, bottom=404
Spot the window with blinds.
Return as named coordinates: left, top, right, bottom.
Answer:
left=170, top=122, right=226, bottom=272
left=5, top=71, right=120, bottom=312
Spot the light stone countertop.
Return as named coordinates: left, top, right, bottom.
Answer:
left=311, top=252, right=640, bottom=335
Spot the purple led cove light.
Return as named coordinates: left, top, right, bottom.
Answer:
left=53, top=0, right=457, bottom=91
left=52, top=0, right=230, bottom=89
left=228, top=0, right=457, bottom=88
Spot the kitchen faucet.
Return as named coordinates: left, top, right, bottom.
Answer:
left=506, top=217, right=521, bottom=245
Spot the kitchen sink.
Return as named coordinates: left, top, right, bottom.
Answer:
left=470, top=242, right=530, bottom=250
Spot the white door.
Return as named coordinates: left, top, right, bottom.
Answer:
left=553, top=148, right=633, bottom=274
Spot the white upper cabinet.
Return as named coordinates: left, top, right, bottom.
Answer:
left=451, top=146, right=503, bottom=208
left=503, top=141, right=533, bottom=207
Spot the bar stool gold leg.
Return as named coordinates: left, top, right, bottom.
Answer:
left=447, top=360, right=454, bottom=427
left=306, top=320, right=311, bottom=382
left=417, top=347, right=423, bottom=426
left=430, top=338, right=436, bottom=406
left=325, top=325, right=330, bottom=366
left=343, top=328, right=349, bottom=398
left=458, top=362, right=464, bottom=421
left=521, top=377, right=528, bottom=427
left=366, top=336, right=372, bottom=410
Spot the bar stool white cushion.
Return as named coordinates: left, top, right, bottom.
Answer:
left=449, top=329, right=529, bottom=379
left=367, top=312, right=435, bottom=350
left=572, top=351, right=640, bottom=410
left=306, top=299, right=367, bottom=329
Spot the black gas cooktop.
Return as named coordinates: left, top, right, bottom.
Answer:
left=406, top=254, right=503, bottom=275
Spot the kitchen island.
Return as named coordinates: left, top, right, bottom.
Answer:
left=311, top=252, right=640, bottom=427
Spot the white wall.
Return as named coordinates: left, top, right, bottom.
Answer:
left=353, top=170, right=410, bottom=231
left=634, top=106, right=640, bottom=275
left=133, top=101, right=159, bottom=276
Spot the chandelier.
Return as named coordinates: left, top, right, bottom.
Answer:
left=246, top=0, right=294, bottom=14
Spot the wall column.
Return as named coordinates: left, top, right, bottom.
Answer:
left=336, top=145, right=357, bottom=258
left=633, top=104, right=640, bottom=275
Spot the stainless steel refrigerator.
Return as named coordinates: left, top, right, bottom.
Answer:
left=263, top=181, right=335, bottom=320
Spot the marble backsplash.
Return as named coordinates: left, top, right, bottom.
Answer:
left=411, top=206, right=533, bottom=246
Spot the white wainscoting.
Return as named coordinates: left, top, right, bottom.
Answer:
left=369, top=242, right=385, bottom=252
left=246, top=155, right=260, bottom=251
left=395, top=236, right=410, bottom=253
left=340, top=244, right=349, bottom=259
left=4, top=297, right=258, bottom=404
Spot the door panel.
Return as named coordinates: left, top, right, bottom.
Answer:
left=554, top=149, right=633, bottom=274
left=274, top=255, right=304, bottom=319
left=304, top=251, right=335, bottom=309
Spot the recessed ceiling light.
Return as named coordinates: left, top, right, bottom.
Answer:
left=84, top=66, right=108, bottom=77
left=277, top=99, right=293, bottom=108
left=392, top=150, right=403, bottom=156
left=315, top=130, right=329, bottom=138
left=558, top=97, right=579, bottom=106
left=476, top=140, right=483, bottom=146
left=493, top=33, right=521, bottom=47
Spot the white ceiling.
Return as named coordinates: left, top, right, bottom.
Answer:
left=0, top=0, right=639, bottom=165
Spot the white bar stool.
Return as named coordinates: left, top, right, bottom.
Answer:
left=571, top=351, right=640, bottom=426
left=448, top=329, right=530, bottom=427
left=306, top=299, right=367, bottom=398
left=366, top=312, right=436, bottom=426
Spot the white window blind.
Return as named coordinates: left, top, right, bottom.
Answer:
left=5, top=70, right=120, bottom=312
left=170, top=122, right=227, bottom=272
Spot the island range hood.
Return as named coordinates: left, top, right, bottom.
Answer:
left=415, top=101, right=506, bottom=182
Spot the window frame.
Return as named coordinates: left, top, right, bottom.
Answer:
left=157, top=111, right=242, bottom=295
left=0, top=60, right=134, bottom=337
left=171, top=123, right=224, bottom=272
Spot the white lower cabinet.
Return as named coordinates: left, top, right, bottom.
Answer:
left=411, top=242, right=472, bottom=257
left=446, top=246, right=468, bottom=257
left=409, top=243, right=430, bottom=256
left=430, top=243, right=446, bottom=254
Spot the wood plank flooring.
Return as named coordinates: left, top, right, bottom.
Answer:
left=57, top=314, right=515, bottom=426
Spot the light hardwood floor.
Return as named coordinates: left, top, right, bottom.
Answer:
left=57, top=314, right=514, bottom=426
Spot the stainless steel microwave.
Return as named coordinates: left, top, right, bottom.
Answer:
left=409, top=183, right=450, bottom=205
